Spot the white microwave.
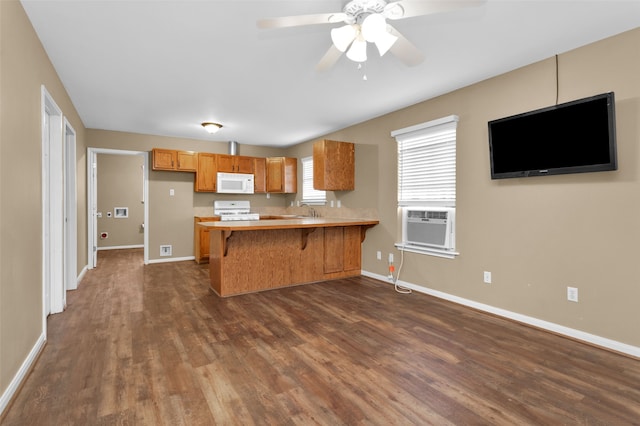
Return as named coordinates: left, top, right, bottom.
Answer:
left=217, top=172, right=255, bottom=194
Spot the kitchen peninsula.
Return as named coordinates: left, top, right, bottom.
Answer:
left=199, top=217, right=378, bottom=297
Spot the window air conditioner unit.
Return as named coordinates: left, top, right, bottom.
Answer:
left=401, top=207, right=455, bottom=251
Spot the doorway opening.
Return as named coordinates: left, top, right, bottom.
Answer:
left=87, top=148, right=149, bottom=269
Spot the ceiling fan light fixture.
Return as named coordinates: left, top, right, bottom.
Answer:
left=373, top=28, right=398, bottom=56
left=361, top=13, right=387, bottom=42
left=346, top=36, right=367, bottom=62
left=331, top=24, right=357, bottom=52
left=201, top=122, right=222, bottom=134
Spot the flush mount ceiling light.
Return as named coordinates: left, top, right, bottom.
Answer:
left=201, top=122, right=222, bottom=134
left=257, top=0, right=486, bottom=71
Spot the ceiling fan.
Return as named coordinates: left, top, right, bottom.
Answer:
left=257, top=0, right=486, bottom=71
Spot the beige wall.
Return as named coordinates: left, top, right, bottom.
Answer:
left=314, top=28, right=640, bottom=347
left=97, top=154, right=145, bottom=248
left=1, top=0, right=86, bottom=400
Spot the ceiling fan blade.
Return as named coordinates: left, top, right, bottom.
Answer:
left=316, top=45, right=344, bottom=72
left=387, top=25, right=425, bottom=67
left=257, top=12, right=347, bottom=29
left=384, top=0, right=486, bottom=20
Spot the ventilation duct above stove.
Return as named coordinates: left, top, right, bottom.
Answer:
left=229, top=141, right=238, bottom=155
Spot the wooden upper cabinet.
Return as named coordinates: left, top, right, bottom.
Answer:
left=176, top=151, right=197, bottom=171
left=253, top=157, right=266, bottom=193
left=152, top=148, right=176, bottom=170
left=195, top=153, right=217, bottom=192
left=266, top=157, right=297, bottom=193
left=313, top=140, right=355, bottom=191
left=217, top=154, right=254, bottom=174
left=152, top=148, right=196, bottom=171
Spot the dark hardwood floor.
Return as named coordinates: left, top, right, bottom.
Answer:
left=2, top=248, right=639, bottom=425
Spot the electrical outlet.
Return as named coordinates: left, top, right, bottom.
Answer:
left=388, top=253, right=394, bottom=263
left=376, top=251, right=382, bottom=260
left=483, top=271, right=492, bottom=284
left=160, top=245, right=172, bottom=257
left=567, top=286, right=578, bottom=302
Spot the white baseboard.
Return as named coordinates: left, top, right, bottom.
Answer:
left=362, top=270, right=640, bottom=359
left=146, top=256, right=195, bottom=264
left=75, top=265, right=88, bottom=290
left=97, top=244, right=144, bottom=251
left=0, top=333, right=46, bottom=416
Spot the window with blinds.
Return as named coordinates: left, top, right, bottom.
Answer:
left=392, top=115, right=458, bottom=206
left=391, top=115, right=459, bottom=258
left=301, top=156, right=326, bottom=204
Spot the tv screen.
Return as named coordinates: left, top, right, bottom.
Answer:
left=488, top=92, right=617, bottom=179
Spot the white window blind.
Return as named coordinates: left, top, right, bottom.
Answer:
left=392, top=115, right=458, bottom=206
left=301, top=156, right=326, bottom=204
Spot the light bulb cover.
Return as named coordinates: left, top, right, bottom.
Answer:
left=201, top=122, right=222, bottom=134
left=373, top=28, right=398, bottom=56
left=361, top=13, right=387, bottom=42
left=346, top=36, right=367, bottom=63
left=331, top=24, right=357, bottom=52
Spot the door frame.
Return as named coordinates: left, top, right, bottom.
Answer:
left=41, top=86, right=65, bottom=323
left=87, top=148, right=149, bottom=268
left=64, top=118, right=78, bottom=290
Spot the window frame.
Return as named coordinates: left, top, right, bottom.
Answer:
left=301, top=156, right=326, bottom=205
left=391, top=115, right=459, bottom=258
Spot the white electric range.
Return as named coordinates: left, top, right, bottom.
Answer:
left=213, top=200, right=260, bottom=221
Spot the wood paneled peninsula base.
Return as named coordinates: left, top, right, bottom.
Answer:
left=199, top=218, right=378, bottom=297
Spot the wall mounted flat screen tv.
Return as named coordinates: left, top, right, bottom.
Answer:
left=488, top=92, right=617, bottom=179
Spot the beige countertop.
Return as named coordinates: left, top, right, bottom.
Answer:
left=198, top=217, right=379, bottom=231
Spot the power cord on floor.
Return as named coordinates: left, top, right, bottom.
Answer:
left=389, top=249, right=411, bottom=294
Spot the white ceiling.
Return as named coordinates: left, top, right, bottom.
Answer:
left=20, top=0, right=640, bottom=147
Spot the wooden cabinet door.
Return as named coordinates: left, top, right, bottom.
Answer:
left=266, top=157, right=284, bottom=193
left=236, top=156, right=254, bottom=174
left=282, top=157, right=297, bottom=193
left=216, top=154, right=235, bottom=173
left=323, top=227, right=344, bottom=273
left=267, top=157, right=297, bottom=193
left=195, top=153, right=216, bottom=192
left=177, top=151, right=197, bottom=171
left=152, top=148, right=177, bottom=170
left=194, top=217, right=219, bottom=263
left=313, top=140, right=355, bottom=190
left=323, top=226, right=361, bottom=273
left=253, top=157, right=266, bottom=193
left=200, top=227, right=210, bottom=261
left=218, top=154, right=255, bottom=173
left=343, top=226, right=361, bottom=271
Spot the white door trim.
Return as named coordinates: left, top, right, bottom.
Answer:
left=87, top=148, right=149, bottom=269
left=41, top=85, right=65, bottom=323
left=64, top=118, right=78, bottom=290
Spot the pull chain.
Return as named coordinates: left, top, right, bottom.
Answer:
left=357, top=63, right=367, bottom=81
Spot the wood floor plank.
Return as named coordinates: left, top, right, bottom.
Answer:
left=2, top=248, right=640, bottom=425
